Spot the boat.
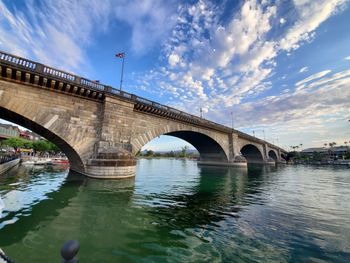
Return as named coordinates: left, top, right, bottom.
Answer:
left=51, top=158, right=69, bottom=165
left=33, top=158, right=52, bottom=165
left=22, top=157, right=52, bottom=165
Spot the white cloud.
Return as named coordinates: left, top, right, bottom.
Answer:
left=344, top=56, right=350, bottom=60
left=230, top=69, right=350, bottom=147
left=211, top=1, right=277, bottom=69
left=113, top=0, right=176, bottom=55
left=296, top=70, right=331, bottom=86
left=279, top=0, right=347, bottom=51
left=0, top=0, right=177, bottom=73
left=0, top=0, right=110, bottom=73
left=299, top=66, right=308, bottom=73
left=133, top=0, right=348, bottom=138
left=168, top=53, right=180, bottom=67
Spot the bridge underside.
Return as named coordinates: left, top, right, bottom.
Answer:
left=268, top=150, right=278, bottom=161
left=240, top=144, right=265, bottom=164
left=166, top=131, right=228, bottom=163
left=0, top=107, right=85, bottom=172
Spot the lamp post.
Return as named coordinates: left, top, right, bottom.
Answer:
left=200, top=108, right=203, bottom=118
left=231, top=112, right=234, bottom=129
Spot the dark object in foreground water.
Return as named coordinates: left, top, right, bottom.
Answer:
left=61, top=240, right=79, bottom=263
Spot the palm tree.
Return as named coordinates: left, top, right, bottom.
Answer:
left=324, top=143, right=327, bottom=148
left=328, top=142, right=337, bottom=160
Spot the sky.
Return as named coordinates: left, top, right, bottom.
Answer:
left=0, top=0, right=349, bottom=151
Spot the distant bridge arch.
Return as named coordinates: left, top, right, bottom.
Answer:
left=240, top=144, right=264, bottom=163
left=268, top=150, right=278, bottom=161
left=132, top=127, right=229, bottom=162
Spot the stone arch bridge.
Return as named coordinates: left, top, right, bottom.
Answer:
left=0, top=51, right=287, bottom=178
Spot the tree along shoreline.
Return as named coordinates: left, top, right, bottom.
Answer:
left=136, top=146, right=199, bottom=159
left=0, top=137, right=60, bottom=156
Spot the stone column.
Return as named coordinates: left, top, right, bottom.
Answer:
left=86, top=96, right=136, bottom=179
left=263, top=143, right=269, bottom=161
left=230, top=133, right=247, bottom=167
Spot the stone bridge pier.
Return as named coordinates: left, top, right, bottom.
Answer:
left=0, top=50, right=287, bottom=179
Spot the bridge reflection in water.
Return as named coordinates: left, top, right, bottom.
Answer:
left=0, top=160, right=279, bottom=262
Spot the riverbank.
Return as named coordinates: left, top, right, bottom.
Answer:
left=137, top=156, right=198, bottom=160
left=0, top=158, right=20, bottom=175
left=291, top=160, right=350, bottom=166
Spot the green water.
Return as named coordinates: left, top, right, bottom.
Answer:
left=0, top=159, right=349, bottom=262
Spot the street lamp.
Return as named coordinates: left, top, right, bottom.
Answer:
left=231, top=112, right=234, bottom=129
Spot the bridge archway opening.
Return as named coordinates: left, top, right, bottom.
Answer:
left=165, top=131, right=228, bottom=162
left=139, top=131, right=228, bottom=163
left=268, top=150, right=278, bottom=161
left=281, top=153, right=287, bottom=161
left=0, top=107, right=84, bottom=171
left=240, top=144, right=263, bottom=164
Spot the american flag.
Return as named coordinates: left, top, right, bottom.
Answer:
left=115, top=52, right=125, bottom=58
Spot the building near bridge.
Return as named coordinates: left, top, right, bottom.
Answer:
left=0, top=123, right=42, bottom=141
left=0, top=123, right=20, bottom=140
left=19, top=130, right=42, bottom=141
left=301, top=147, right=349, bottom=159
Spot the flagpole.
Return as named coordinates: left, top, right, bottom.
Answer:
left=120, top=54, right=125, bottom=91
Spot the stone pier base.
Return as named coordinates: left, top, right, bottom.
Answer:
left=86, top=150, right=136, bottom=179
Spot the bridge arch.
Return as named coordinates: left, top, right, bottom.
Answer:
left=268, top=150, right=278, bottom=161
left=240, top=144, right=264, bottom=163
left=132, top=127, right=229, bottom=162
left=0, top=107, right=85, bottom=172
left=281, top=153, right=287, bottom=161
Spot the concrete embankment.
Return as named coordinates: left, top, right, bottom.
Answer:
left=0, top=158, right=20, bottom=175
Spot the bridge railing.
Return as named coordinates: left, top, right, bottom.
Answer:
left=43, top=66, right=76, bottom=81
left=0, top=51, right=37, bottom=71
left=80, top=78, right=104, bottom=90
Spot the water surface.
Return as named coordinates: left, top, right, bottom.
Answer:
left=0, top=160, right=349, bottom=262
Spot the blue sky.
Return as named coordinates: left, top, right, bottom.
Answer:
left=0, top=0, right=349, bottom=151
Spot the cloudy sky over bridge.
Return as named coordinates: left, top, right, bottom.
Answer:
left=0, top=0, right=349, bottom=151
